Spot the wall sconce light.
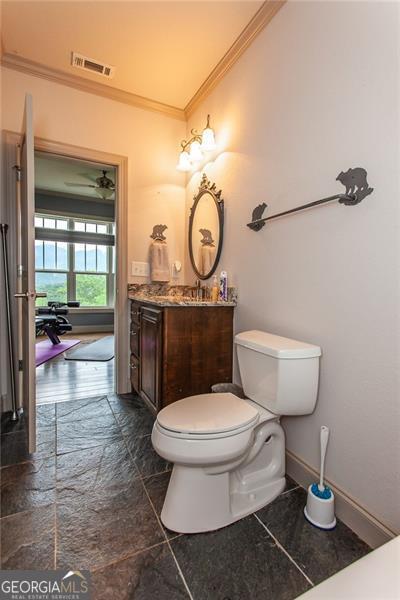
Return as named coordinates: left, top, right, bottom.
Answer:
left=176, top=114, right=217, bottom=172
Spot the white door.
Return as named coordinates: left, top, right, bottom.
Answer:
left=14, top=94, right=44, bottom=453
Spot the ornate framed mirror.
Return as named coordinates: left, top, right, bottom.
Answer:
left=188, top=174, right=224, bottom=280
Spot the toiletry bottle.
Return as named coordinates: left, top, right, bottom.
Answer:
left=219, top=271, right=228, bottom=302
left=211, top=275, right=219, bottom=302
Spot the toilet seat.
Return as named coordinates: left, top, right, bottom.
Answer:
left=156, top=393, right=260, bottom=440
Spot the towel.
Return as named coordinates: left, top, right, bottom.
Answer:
left=199, top=244, right=215, bottom=276
left=150, top=240, right=170, bottom=282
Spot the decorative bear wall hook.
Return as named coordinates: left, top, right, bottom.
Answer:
left=249, top=203, right=268, bottom=231
left=336, top=168, right=373, bottom=205
left=150, top=224, right=168, bottom=241
left=199, top=228, right=215, bottom=246
left=247, top=167, right=373, bottom=231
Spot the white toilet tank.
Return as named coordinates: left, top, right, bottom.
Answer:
left=235, top=330, right=321, bottom=416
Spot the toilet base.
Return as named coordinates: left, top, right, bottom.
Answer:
left=161, top=465, right=286, bottom=534
left=231, top=475, right=286, bottom=519
left=160, top=419, right=286, bottom=534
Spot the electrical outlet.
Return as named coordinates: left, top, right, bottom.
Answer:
left=171, top=260, right=182, bottom=278
left=131, top=261, right=150, bottom=277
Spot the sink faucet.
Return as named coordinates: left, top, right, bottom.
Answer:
left=195, top=279, right=202, bottom=301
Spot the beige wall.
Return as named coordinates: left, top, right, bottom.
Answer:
left=1, top=66, right=186, bottom=284
left=186, top=1, right=400, bottom=532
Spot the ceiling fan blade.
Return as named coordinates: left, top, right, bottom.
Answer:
left=65, top=182, right=97, bottom=188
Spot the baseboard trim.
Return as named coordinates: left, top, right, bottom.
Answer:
left=286, top=450, right=396, bottom=549
left=72, top=325, right=114, bottom=334
left=0, top=393, right=8, bottom=414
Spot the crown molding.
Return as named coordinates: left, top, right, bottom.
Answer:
left=184, top=0, right=286, bottom=118
left=1, top=1, right=284, bottom=123
left=1, top=53, right=186, bottom=121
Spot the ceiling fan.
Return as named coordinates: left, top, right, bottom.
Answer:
left=65, top=170, right=115, bottom=199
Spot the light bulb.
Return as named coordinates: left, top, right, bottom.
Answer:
left=176, top=150, right=192, bottom=172
left=189, top=140, right=203, bottom=162
left=201, top=122, right=216, bottom=152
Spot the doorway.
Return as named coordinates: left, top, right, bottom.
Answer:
left=33, top=136, right=129, bottom=404
left=34, top=152, right=116, bottom=404
left=2, top=100, right=128, bottom=456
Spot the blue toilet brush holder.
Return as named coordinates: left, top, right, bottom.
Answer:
left=304, top=426, right=336, bottom=529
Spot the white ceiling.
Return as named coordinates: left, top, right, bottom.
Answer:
left=35, top=152, right=116, bottom=201
left=1, top=1, right=263, bottom=108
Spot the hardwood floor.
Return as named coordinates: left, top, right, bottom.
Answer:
left=36, top=333, right=114, bottom=405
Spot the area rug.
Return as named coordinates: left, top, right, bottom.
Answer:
left=36, top=339, right=81, bottom=367
left=65, top=335, right=114, bottom=362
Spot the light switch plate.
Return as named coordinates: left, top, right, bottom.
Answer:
left=131, top=261, right=150, bottom=277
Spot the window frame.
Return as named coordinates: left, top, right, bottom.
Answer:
left=35, top=214, right=115, bottom=309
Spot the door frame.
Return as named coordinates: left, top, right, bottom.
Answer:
left=2, top=131, right=130, bottom=401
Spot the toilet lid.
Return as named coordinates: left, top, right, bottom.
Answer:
left=157, top=393, right=259, bottom=435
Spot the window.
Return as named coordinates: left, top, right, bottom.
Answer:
left=76, top=274, right=107, bottom=307
left=35, top=272, right=67, bottom=307
left=35, top=216, right=68, bottom=230
left=35, top=240, right=68, bottom=270
left=73, top=243, right=107, bottom=273
left=73, top=242, right=110, bottom=306
left=74, top=220, right=108, bottom=234
left=35, top=215, right=115, bottom=308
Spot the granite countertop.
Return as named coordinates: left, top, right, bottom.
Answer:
left=128, top=293, right=236, bottom=307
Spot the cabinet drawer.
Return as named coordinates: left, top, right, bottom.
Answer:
left=130, top=323, right=140, bottom=357
left=131, top=302, right=141, bottom=325
left=130, top=354, right=140, bottom=394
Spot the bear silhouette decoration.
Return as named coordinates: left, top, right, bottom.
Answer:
left=199, top=228, right=214, bottom=246
left=151, top=224, right=168, bottom=241
left=336, top=168, right=368, bottom=196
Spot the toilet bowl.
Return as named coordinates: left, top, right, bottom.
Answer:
left=151, top=330, right=321, bottom=534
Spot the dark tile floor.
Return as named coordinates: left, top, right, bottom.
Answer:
left=0, top=393, right=371, bottom=599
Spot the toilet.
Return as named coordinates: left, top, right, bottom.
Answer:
left=151, top=330, right=321, bottom=534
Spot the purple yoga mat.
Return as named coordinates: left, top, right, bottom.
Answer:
left=36, top=339, right=81, bottom=367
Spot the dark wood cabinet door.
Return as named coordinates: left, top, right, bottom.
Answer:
left=130, top=322, right=140, bottom=357
left=130, top=354, right=140, bottom=394
left=140, top=307, right=162, bottom=411
left=131, top=302, right=141, bottom=325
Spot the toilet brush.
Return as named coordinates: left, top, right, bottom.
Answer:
left=304, top=426, right=336, bottom=529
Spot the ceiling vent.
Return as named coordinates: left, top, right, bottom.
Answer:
left=71, top=52, right=115, bottom=79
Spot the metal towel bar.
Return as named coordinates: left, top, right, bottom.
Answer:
left=247, top=168, right=373, bottom=232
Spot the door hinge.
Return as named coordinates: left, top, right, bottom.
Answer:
left=18, top=359, right=23, bottom=371
left=13, top=165, right=21, bottom=181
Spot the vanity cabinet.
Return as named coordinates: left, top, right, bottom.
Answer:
left=130, top=300, right=234, bottom=413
